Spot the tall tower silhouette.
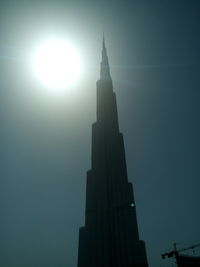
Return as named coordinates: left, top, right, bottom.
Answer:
left=77, top=38, right=148, bottom=267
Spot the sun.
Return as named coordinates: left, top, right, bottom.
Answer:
left=32, top=39, right=82, bottom=90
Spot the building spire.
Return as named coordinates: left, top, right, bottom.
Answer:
left=100, top=34, right=111, bottom=80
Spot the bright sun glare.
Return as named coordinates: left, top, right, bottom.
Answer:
left=32, top=39, right=81, bottom=90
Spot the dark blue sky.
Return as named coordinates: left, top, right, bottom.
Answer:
left=1, top=1, right=200, bottom=267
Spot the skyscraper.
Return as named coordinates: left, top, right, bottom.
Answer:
left=77, top=38, right=148, bottom=267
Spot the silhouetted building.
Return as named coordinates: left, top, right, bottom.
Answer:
left=176, top=254, right=200, bottom=267
left=77, top=37, right=148, bottom=267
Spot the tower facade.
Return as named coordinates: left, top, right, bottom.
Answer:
left=77, top=38, right=148, bottom=267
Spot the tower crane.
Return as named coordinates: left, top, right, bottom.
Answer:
left=161, top=242, right=200, bottom=266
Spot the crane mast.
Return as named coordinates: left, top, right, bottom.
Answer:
left=161, top=242, right=200, bottom=267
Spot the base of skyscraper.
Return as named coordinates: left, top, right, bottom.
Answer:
left=78, top=225, right=148, bottom=267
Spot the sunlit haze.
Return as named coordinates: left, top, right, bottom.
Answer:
left=32, top=39, right=82, bottom=91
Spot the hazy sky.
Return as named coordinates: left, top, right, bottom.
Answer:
left=1, top=1, right=200, bottom=267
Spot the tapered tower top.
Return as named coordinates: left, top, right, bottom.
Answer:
left=100, top=35, right=111, bottom=81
